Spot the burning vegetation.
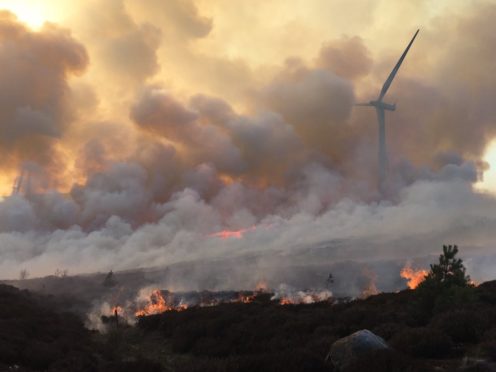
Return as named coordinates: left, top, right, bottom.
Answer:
left=4, top=245, right=496, bottom=372
left=111, top=284, right=333, bottom=323
left=135, top=289, right=177, bottom=316
left=400, top=263, right=428, bottom=289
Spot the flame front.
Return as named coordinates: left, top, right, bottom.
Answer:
left=209, top=226, right=256, bottom=239
left=400, top=264, right=428, bottom=289
left=135, top=290, right=174, bottom=316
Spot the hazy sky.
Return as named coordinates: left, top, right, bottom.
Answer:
left=0, top=0, right=490, bottom=194
left=1, top=0, right=496, bottom=282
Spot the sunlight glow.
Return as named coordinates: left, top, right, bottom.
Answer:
left=0, top=1, right=51, bottom=29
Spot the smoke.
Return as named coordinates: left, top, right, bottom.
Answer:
left=0, top=11, right=87, bottom=180
left=2, top=1, right=496, bottom=296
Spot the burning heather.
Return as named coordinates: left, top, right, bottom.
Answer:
left=91, top=283, right=336, bottom=327
left=135, top=289, right=178, bottom=316
left=400, top=262, right=428, bottom=289
left=271, top=284, right=333, bottom=305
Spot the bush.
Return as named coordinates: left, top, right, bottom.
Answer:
left=173, top=351, right=331, bottom=372
left=431, top=310, right=487, bottom=344
left=104, top=358, right=163, bottom=372
left=421, top=245, right=471, bottom=288
left=411, top=245, right=474, bottom=323
left=372, top=323, right=406, bottom=341
left=390, top=327, right=453, bottom=358
left=343, top=348, right=413, bottom=372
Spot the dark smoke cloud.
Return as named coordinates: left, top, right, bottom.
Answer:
left=0, top=11, right=87, bottom=172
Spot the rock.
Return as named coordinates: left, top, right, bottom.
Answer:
left=327, top=329, right=389, bottom=370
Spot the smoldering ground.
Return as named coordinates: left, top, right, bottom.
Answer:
left=1, top=1, right=496, bottom=298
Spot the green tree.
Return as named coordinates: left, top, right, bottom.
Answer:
left=422, top=245, right=471, bottom=288
left=412, top=245, right=474, bottom=323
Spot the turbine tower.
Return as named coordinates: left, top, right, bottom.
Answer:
left=356, top=29, right=419, bottom=195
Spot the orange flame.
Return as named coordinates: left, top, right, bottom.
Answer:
left=135, top=290, right=174, bottom=316
left=135, top=289, right=190, bottom=316
left=111, top=306, right=123, bottom=316
left=400, top=263, right=428, bottom=289
left=255, top=280, right=269, bottom=292
left=237, top=294, right=256, bottom=303
left=209, top=226, right=255, bottom=239
left=279, top=298, right=292, bottom=305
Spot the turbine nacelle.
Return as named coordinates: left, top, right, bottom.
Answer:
left=354, top=101, right=396, bottom=111
left=369, top=100, right=396, bottom=111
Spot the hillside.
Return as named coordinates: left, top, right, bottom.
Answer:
left=2, top=279, right=496, bottom=371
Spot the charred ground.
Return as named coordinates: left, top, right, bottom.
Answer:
left=2, top=279, right=496, bottom=371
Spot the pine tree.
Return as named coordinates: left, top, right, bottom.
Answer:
left=423, top=245, right=471, bottom=288
left=413, top=245, right=474, bottom=322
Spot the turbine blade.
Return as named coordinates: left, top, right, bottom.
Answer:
left=377, top=29, right=419, bottom=102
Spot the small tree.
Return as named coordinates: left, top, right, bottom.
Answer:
left=422, top=245, right=471, bottom=289
left=103, top=270, right=117, bottom=287
left=413, top=245, right=474, bottom=323
left=19, top=269, right=29, bottom=280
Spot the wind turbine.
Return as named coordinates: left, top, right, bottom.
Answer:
left=356, top=29, right=419, bottom=195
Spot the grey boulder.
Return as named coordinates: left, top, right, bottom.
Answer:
left=327, top=329, right=389, bottom=370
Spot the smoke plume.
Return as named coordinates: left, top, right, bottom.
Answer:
left=1, top=1, right=496, bottom=296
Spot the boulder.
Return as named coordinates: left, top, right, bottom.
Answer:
left=327, top=329, right=389, bottom=370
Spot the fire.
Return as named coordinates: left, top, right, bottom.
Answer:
left=360, top=282, right=379, bottom=299
left=135, top=290, right=174, bottom=316
left=111, top=306, right=123, bottom=316
left=400, top=263, right=428, bottom=289
left=272, top=286, right=333, bottom=305
left=135, top=289, right=190, bottom=316
left=255, top=280, right=269, bottom=292
left=237, top=294, right=256, bottom=303
left=279, top=298, right=292, bottom=305
left=209, top=226, right=255, bottom=239
left=359, top=268, right=379, bottom=299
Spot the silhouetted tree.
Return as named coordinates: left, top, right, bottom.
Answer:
left=19, top=269, right=29, bottom=280
left=103, top=270, right=117, bottom=287
left=413, top=245, right=474, bottom=322
left=421, top=245, right=471, bottom=289
left=326, top=272, right=334, bottom=288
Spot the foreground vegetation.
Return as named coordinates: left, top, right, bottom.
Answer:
left=2, top=246, right=496, bottom=371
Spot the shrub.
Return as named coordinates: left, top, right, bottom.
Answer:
left=104, top=358, right=163, bottom=372
left=343, top=348, right=413, bottom=372
left=372, top=323, right=405, bottom=341
left=482, top=341, right=496, bottom=362
left=431, top=310, right=486, bottom=344
left=412, top=245, right=474, bottom=323
left=390, top=327, right=453, bottom=358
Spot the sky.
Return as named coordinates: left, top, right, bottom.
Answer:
left=0, top=0, right=495, bottom=288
